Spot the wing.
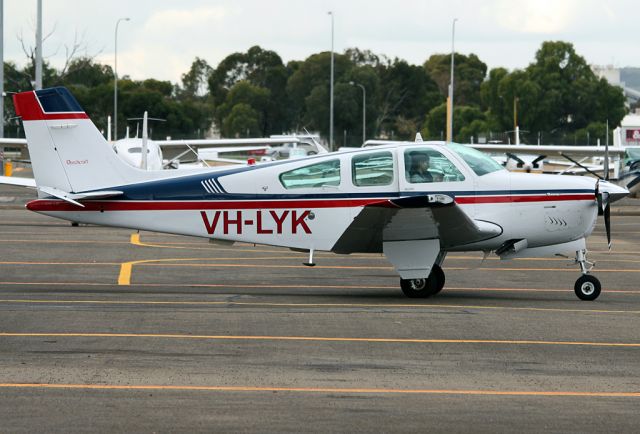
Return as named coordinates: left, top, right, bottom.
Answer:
left=0, top=138, right=28, bottom=146
left=332, top=195, right=502, bottom=254
left=470, top=144, right=626, bottom=157
left=0, top=176, right=36, bottom=188
left=155, top=138, right=301, bottom=148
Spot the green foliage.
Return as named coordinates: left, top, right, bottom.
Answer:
left=424, top=53, right=487, bottom=106
left=218, top=81, right=270, bottom=136
left=222, top=103, right=260, bottom=137
left=478, top=41, right=626, bottom=143
left=2, top=40, right=628, bottom=145
left=208, top=46, right=290, bottom=135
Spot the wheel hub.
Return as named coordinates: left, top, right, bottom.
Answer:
left=581, top=281, right=595, bottom=296
left=410, top=279, right=426, bottom=291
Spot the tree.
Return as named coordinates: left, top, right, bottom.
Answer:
left=217, top=81, right=271, bottom=136
left=376, top=59, right=442, bottom=138
left=524, top=41, right=625, bottom=134
left=422, top=103, right=485, bottom=142
left=286, top=51, right=352, bottom=132
left=178, top=57, right=213, bottom=99
left=208, top=46, right=291, bottom=135
left=424, top=53, right=487, bottom=106
left=222, top=103, right=260, bottom=137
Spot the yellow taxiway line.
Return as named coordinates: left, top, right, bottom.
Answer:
left=0, top=383, right=637, bottom=397
left=1, top=297, right=639, bottom=314
left=1, top=332, right=638, bottom=347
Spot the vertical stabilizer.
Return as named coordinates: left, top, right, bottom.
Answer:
left=13, top=87, right=155, bottom=193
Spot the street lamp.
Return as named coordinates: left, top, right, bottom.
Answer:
left=447, top=18, right=458, bottom=143
left=114, top=17, right=130, bottom=141
left=349, top=81, right=366, bottom=144
left=328, top=11, right=334, bottom=151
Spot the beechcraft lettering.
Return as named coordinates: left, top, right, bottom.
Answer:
left=200, top=210, right=312, bottom=235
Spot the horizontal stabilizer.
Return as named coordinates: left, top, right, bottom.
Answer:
left=37, top=186, right=123, bottom=207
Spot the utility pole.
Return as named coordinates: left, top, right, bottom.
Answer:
left=328, top=11, right=334, bottom=151
left=446, top=18, right=457, bottom=143
left=113, top=17, right=130, bottom=141
left=0, top=0, right=4, bottom=139
left=35, top=0, right=42, bottom=89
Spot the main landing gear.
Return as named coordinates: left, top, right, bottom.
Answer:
left=573, top=249, right=601, bottom=301
left=400, top=264, right=445, bottom=298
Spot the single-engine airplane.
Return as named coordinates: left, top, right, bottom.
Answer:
left=10, top=87, right=629, bottom=300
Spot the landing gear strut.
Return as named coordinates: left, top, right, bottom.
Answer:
left=573, top=249, right=601, bottom=301
left=400, top=264, right=445, bottom=298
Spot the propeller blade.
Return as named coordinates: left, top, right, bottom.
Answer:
left=506, top=152, right=525, bottom=167
left=604, top=200, right=612, bottom=251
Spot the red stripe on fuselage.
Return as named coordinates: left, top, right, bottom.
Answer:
left=26, top=194, right=595, bottom=212
left=455, top=194, right=595, bottom=204
left=26, top=199, right=387, bottom=212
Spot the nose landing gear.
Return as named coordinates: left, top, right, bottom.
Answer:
left=573, top=249, right=601, bottom=301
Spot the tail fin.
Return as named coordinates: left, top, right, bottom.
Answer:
left=13, top=87, right=154, bottom=193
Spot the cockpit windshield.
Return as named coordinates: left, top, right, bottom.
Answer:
left=448, top=143, right=505, bottom=176
left=624, top=147, right=640, bottom=169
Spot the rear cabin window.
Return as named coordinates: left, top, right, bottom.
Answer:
left=352, top=151, right=394, bottom=187
left=279, top=159, right=341, bottom=189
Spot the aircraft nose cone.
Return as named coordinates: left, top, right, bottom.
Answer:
left=598, top=180, right=629, bottom=203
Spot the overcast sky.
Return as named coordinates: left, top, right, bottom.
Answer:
left=5, top=0, right=638, bottom=84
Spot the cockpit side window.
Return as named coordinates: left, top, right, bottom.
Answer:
left=279, top=159, right=341, bottom=189
left=404, top=148, right=465, bottom=183
left=352, top=151, right=394, bottom=187
left=624, top=148, right=640, bottom=169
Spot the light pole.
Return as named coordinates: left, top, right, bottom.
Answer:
left=328, top=11, right=334, bottom=151
left=349, top=81, right=366, bottom=144
left=35, top=0, right=42, bottom=90
left=447, top=18, right=458, bottom=143
left=114, top=17, right=130, bottom=141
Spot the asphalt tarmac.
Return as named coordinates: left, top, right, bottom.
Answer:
left=0, top=184, right=639, bottom=433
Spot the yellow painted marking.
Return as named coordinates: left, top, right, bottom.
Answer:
left=1, top=332, right=638, bottom=347
left=0, top=239, right=131, bottom=245
left=0, top=383, right=637, bottom=397
left=1, top=281, right=639, bottom=294
left=0, top=261, right=121, bottom=266
left=117, top=263, right=132, bottom=286
left=0, top=298, right=639, bottom=314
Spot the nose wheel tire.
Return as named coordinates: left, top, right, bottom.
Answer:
left=400, top=264, right=445, bottom=298
left=574, top=275, right=601, bottom=301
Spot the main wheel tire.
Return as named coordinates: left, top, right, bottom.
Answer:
left=400, top=265, right=444, bottom=298
left=431, top=264, right=446, bottom=294
left=400, top=277, right=437, bottom=298
left=574, top=275, right=601, bottom=301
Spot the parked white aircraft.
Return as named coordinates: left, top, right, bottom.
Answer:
left=7, top=87, right=630, bottom=300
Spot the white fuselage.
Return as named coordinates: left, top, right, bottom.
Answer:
left=27, top=144, right=601, bottom=255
